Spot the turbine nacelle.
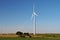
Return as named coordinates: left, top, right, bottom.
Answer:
left=32, top=11, right=38, bottom=17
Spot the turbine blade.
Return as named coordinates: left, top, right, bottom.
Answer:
left=30, top=14, right=34, bottom=20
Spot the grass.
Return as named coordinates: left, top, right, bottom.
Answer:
left=0, top=37, right=60, bottom=40
left=0, top=34, right=60, bottom=40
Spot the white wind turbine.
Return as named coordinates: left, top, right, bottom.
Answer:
left=32, top=3, right=38, bottom=35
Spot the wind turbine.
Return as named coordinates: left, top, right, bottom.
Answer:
left=32, top=3, right=38, bottom=35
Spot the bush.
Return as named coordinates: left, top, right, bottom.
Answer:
left=24, top=33, right=32, bottom=38
left=16, top=31, right=23, bottom=37
left=24, top=33, right=29, bottom=36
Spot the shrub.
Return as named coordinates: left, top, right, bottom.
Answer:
left=16, top=31, right=23, bottom=37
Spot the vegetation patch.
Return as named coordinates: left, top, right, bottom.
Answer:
left=0, top=37, right=60, bottom=40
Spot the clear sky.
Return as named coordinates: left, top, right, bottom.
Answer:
left=0, top=0, right=60, bottom=33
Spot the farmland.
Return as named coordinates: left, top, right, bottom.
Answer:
left=0, top=34, right=60, bottom=40
left=0, top=37, right=60, bottom=40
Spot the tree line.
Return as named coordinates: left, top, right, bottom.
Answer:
left=16, top=31, right=32, bottom=38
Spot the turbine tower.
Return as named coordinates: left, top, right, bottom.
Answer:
left=32, top=3, right=37, bottom=35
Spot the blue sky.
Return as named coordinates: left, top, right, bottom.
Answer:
left=0, top=0, right=60, bottom=33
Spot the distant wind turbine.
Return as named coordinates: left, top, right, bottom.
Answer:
left=32, top=3, right=38, bottom=35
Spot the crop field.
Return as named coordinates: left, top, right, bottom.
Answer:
left=0, top=37, right=60, bottom=40
left=0, top=34, right=60, bottom=40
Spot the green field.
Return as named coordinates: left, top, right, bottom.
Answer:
left=0, top=37, right=60, bottom=40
